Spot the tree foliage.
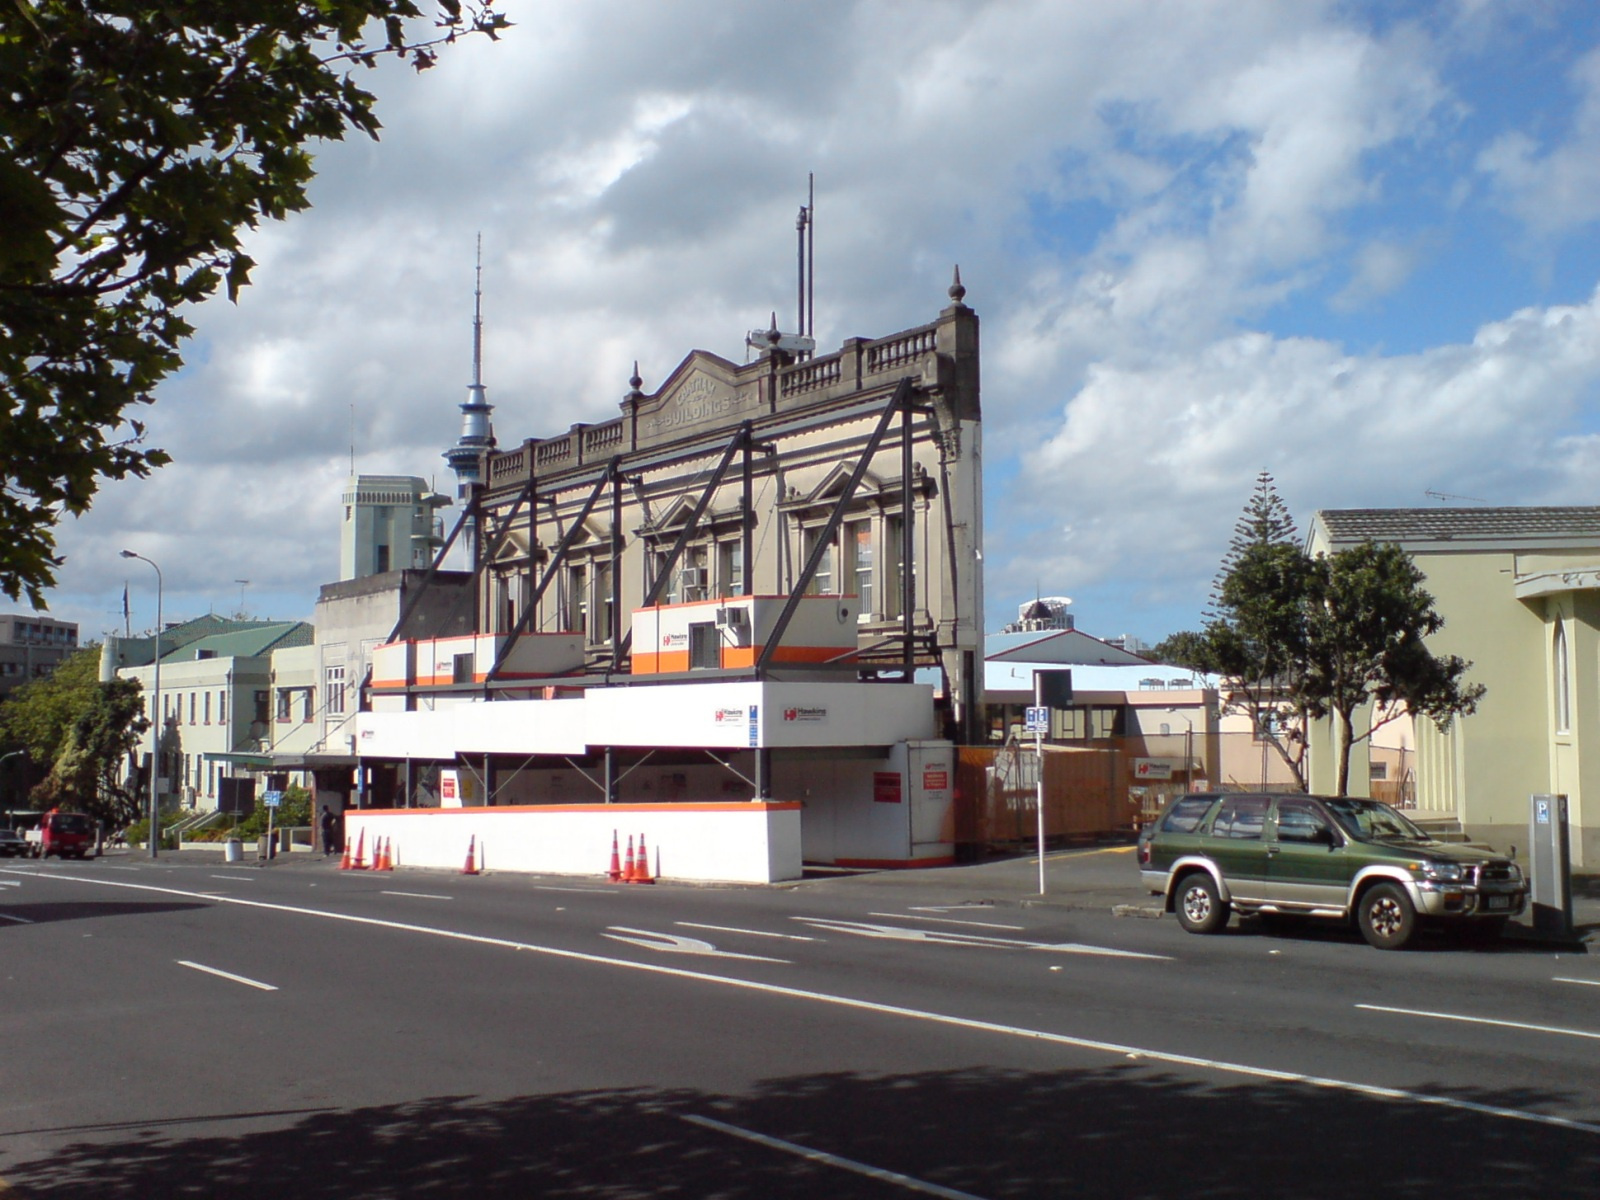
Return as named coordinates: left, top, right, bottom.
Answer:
left=0, top=644, right=149, bottom=824
left=0, top=0, right=507, bottom=606
left=1161, top=475, right=1484, bottom=795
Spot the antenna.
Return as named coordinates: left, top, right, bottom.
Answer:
left=1425, top=489, right=1489, bottom=505
left=349, top=402, right=355, bottom=476
left=234, top=580, right=250, bottom=616
left=794, top=173, right=815, bottom=341
left=472, top=232, right=484, bottom=390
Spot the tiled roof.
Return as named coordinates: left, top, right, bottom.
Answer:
left=163, top=622, right=314, bottom=662
left=1316, top=507, right=1600, bottom=545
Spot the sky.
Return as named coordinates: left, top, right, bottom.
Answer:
left=39, top=0, right=1600, bottom=649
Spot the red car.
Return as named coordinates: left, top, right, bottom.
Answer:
left=27, top=811, right=96, bottom=859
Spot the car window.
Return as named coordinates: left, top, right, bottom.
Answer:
left=1212, top=796, right=1269, bottom=840
left=1273, top=800, right=1333, bottom=842
left=1323, top=798, right=1430, bottom=842
left=1160, top=796, right=1217, bottom=833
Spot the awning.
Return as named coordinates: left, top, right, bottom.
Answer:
left=201, top=752, right=273, bottom=767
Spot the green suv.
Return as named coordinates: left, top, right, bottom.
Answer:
left=1138, top=793, right=1527, bottom=949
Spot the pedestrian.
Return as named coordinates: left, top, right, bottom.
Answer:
left=320, top=805, right=339, bottom=856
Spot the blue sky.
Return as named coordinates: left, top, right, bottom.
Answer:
left=41, top=0, right=1600, bottom=650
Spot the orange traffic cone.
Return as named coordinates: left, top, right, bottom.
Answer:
left=621, top=835, right=635, bottom=883
left=607, top=831, right=623, bottom=883
left=351, top=828, right=367, bottom=870
left=629, top=833, right=655, bottom=884
left=462, top=835, right=480, bottom=875
left=338, top=838, right=353, bottom=870
left=376, top=838, right=392, bottom=872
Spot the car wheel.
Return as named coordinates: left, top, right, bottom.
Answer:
left=1358, top=882, right=1417, bottom=950
left=1174, top=872, right=1230, bottom=934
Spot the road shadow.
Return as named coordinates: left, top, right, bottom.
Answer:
left=0, top=901, right=209, bottom=926
left=1236, top=913, right=1582, bottom=954
left=3, top=1061, right=1597, bottom=1199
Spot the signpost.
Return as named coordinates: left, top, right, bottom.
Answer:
left=1026, top=698, right=1049, bottom=895
left=262, top=790, right=282, bottom=860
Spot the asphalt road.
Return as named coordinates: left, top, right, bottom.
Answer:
left=2, top=851, right=1598, bottom=1198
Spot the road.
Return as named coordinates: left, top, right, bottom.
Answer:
left=1, top=851, right=1597, bottom=1198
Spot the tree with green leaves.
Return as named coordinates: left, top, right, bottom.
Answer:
left=0, top=644, right=149, bottom=824
left=1302, top=540, right=1484, bottom=796
left=0, top=0, right=508, bottom=606
left=1159, top=474, right=1483, bottom=795
left=1159, top=472, right=1315, bottom=789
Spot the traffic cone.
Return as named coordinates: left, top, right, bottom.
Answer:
left=621, top=835, right=635, bottom=883
left=351, top=828, right=367, bottom=870
left=629, top=833, right=654, bottom=884
left=338, top=838, right=353, bottom=870
left=375, top=838, right=392, bottom=872
left=607, top=831, right=623, bottom=883
left=462, top=835, right=479, bottom=875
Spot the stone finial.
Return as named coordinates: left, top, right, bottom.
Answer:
left=626, top=360, right=644, bottom=402
left=767, top=311, right=781, bottom=345
left=948, top=265, right=967, bottom=306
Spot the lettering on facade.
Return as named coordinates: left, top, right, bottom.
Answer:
left=713, top=707, right=745, bottom=726
left=649, top=372, right=740, bottom=436
left=783, top=706, right=827, bottom=723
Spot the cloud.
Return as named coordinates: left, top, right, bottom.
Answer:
left=36, top=1, right=1600, bottom=650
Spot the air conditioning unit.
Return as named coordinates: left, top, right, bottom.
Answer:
left=715, top=606, right=750, bottom=628
left=680, top=567, right=707, bottom=589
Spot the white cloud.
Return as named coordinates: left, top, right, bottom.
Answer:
left=1478, top=45, right=1600, bottom=235
left=34, top=1, right=1600, bottom=649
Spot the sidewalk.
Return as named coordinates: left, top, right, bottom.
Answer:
left=804, top=844, right=1600, bottom=948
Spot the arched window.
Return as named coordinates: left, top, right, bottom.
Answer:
left=1554, top=619, right=1571, bottom=734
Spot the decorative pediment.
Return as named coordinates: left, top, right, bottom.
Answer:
left=633, top=353, right=749, bottom=443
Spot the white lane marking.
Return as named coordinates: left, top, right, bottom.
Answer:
left=11, top=868, right=1600, bottom=1137
left=532, top=885, right=619, bottom=894
left=1555, top=977, right=1600, bottom=988
left=1357, top=1004, right=1600, bottom=1042
left=0, top=880, right=20, bottom=887
left=869, top=912, right=1024, bottom=931
left=96, top=864, right=142, bottom=871
left=677, top=921, right=817, bottom=942
left=909, top=905, right=994, bottom=913
left=210, top=874, right=257, bottom=882
left=604, top=926, right=789, bottom=963
left=795, top=917, right=1168, bottom=960
left=176, top=960, right=278, bottom=992
left=683, top=1113, right=989, bottom=1200
left=382, top=890, right=454, bottom=901
left=0, top=912, right=34, bottom=924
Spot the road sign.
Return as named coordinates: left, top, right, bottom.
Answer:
left=262, top=790, right=283, bottom=809
left=1024, top=706, right=1049, bottom=733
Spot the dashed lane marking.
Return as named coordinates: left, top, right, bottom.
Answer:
left=382, top=891, right=454, bottom=901
left=1555, top=977, right=1600, bottom=988
left=177, top=960, right=278, bottom=992
left=0, top=913, right=33, bottom=924
left=683, top=1113, right=989, bottom=1200
left=795, top=917, right=1169, bottom=959
left=9, top=867, right=1599, bottom=1137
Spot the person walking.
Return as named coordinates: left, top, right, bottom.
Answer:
left=320, top=805, right=340, bottom=856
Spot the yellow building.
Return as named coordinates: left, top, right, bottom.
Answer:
left=1307, top=508, right=1600, bottom=868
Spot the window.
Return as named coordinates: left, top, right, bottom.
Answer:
left=218, top=691, right=227, bottom=724
left=189, top=692, right=198, bottom=724
left=718, top=540, right=744, bottom=599
left=804, top=527, right=834, bottom=595
left=680, top=545, right=709, bottom=602
left=567, top=564, right=587, bottom=636
left=594, top=560, right=614, bottom=645
left=375, top=544, right=391, bottom=573
left=653, top=551, right=680, bottom=606
left=325, top=665, right=346, bottom=716
left=1274, top=799, right=1334, bottom=843
left=253, top=690, right=269, bottom=725
left=847, top=520, right=872, bottom=617
left=884, top=514, right=908, bottom=616
left=1160, top=796, right=1216, bottom=833
left=1554, top=619, right=1571, bottom=734
left=203, top=692, right=211, bottom=724
left=302, top=689, right=314, bottom=723
left=276, top=689, right=292, bottom=721
left=1212, top=796, right=1268, bottom=839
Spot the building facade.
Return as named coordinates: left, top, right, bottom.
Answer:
left=1308, top=507, right=1600, bottom=867
left=0, top=614, right=78, bottom=699
left=338, top=475, right=452, bottom=581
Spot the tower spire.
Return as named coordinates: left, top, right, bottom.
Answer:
left=445, top=235, right=497, bottom=560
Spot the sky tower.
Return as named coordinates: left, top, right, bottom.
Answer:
left=444, top=236, right=496, bottom=560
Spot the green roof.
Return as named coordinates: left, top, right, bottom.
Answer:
left=161, top=621, right=314, bottom=663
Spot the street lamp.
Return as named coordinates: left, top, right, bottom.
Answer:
left=121, top=550, right=162, bottom=858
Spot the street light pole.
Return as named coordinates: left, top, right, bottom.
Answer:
left=121, top=551, right=162, bottom=859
